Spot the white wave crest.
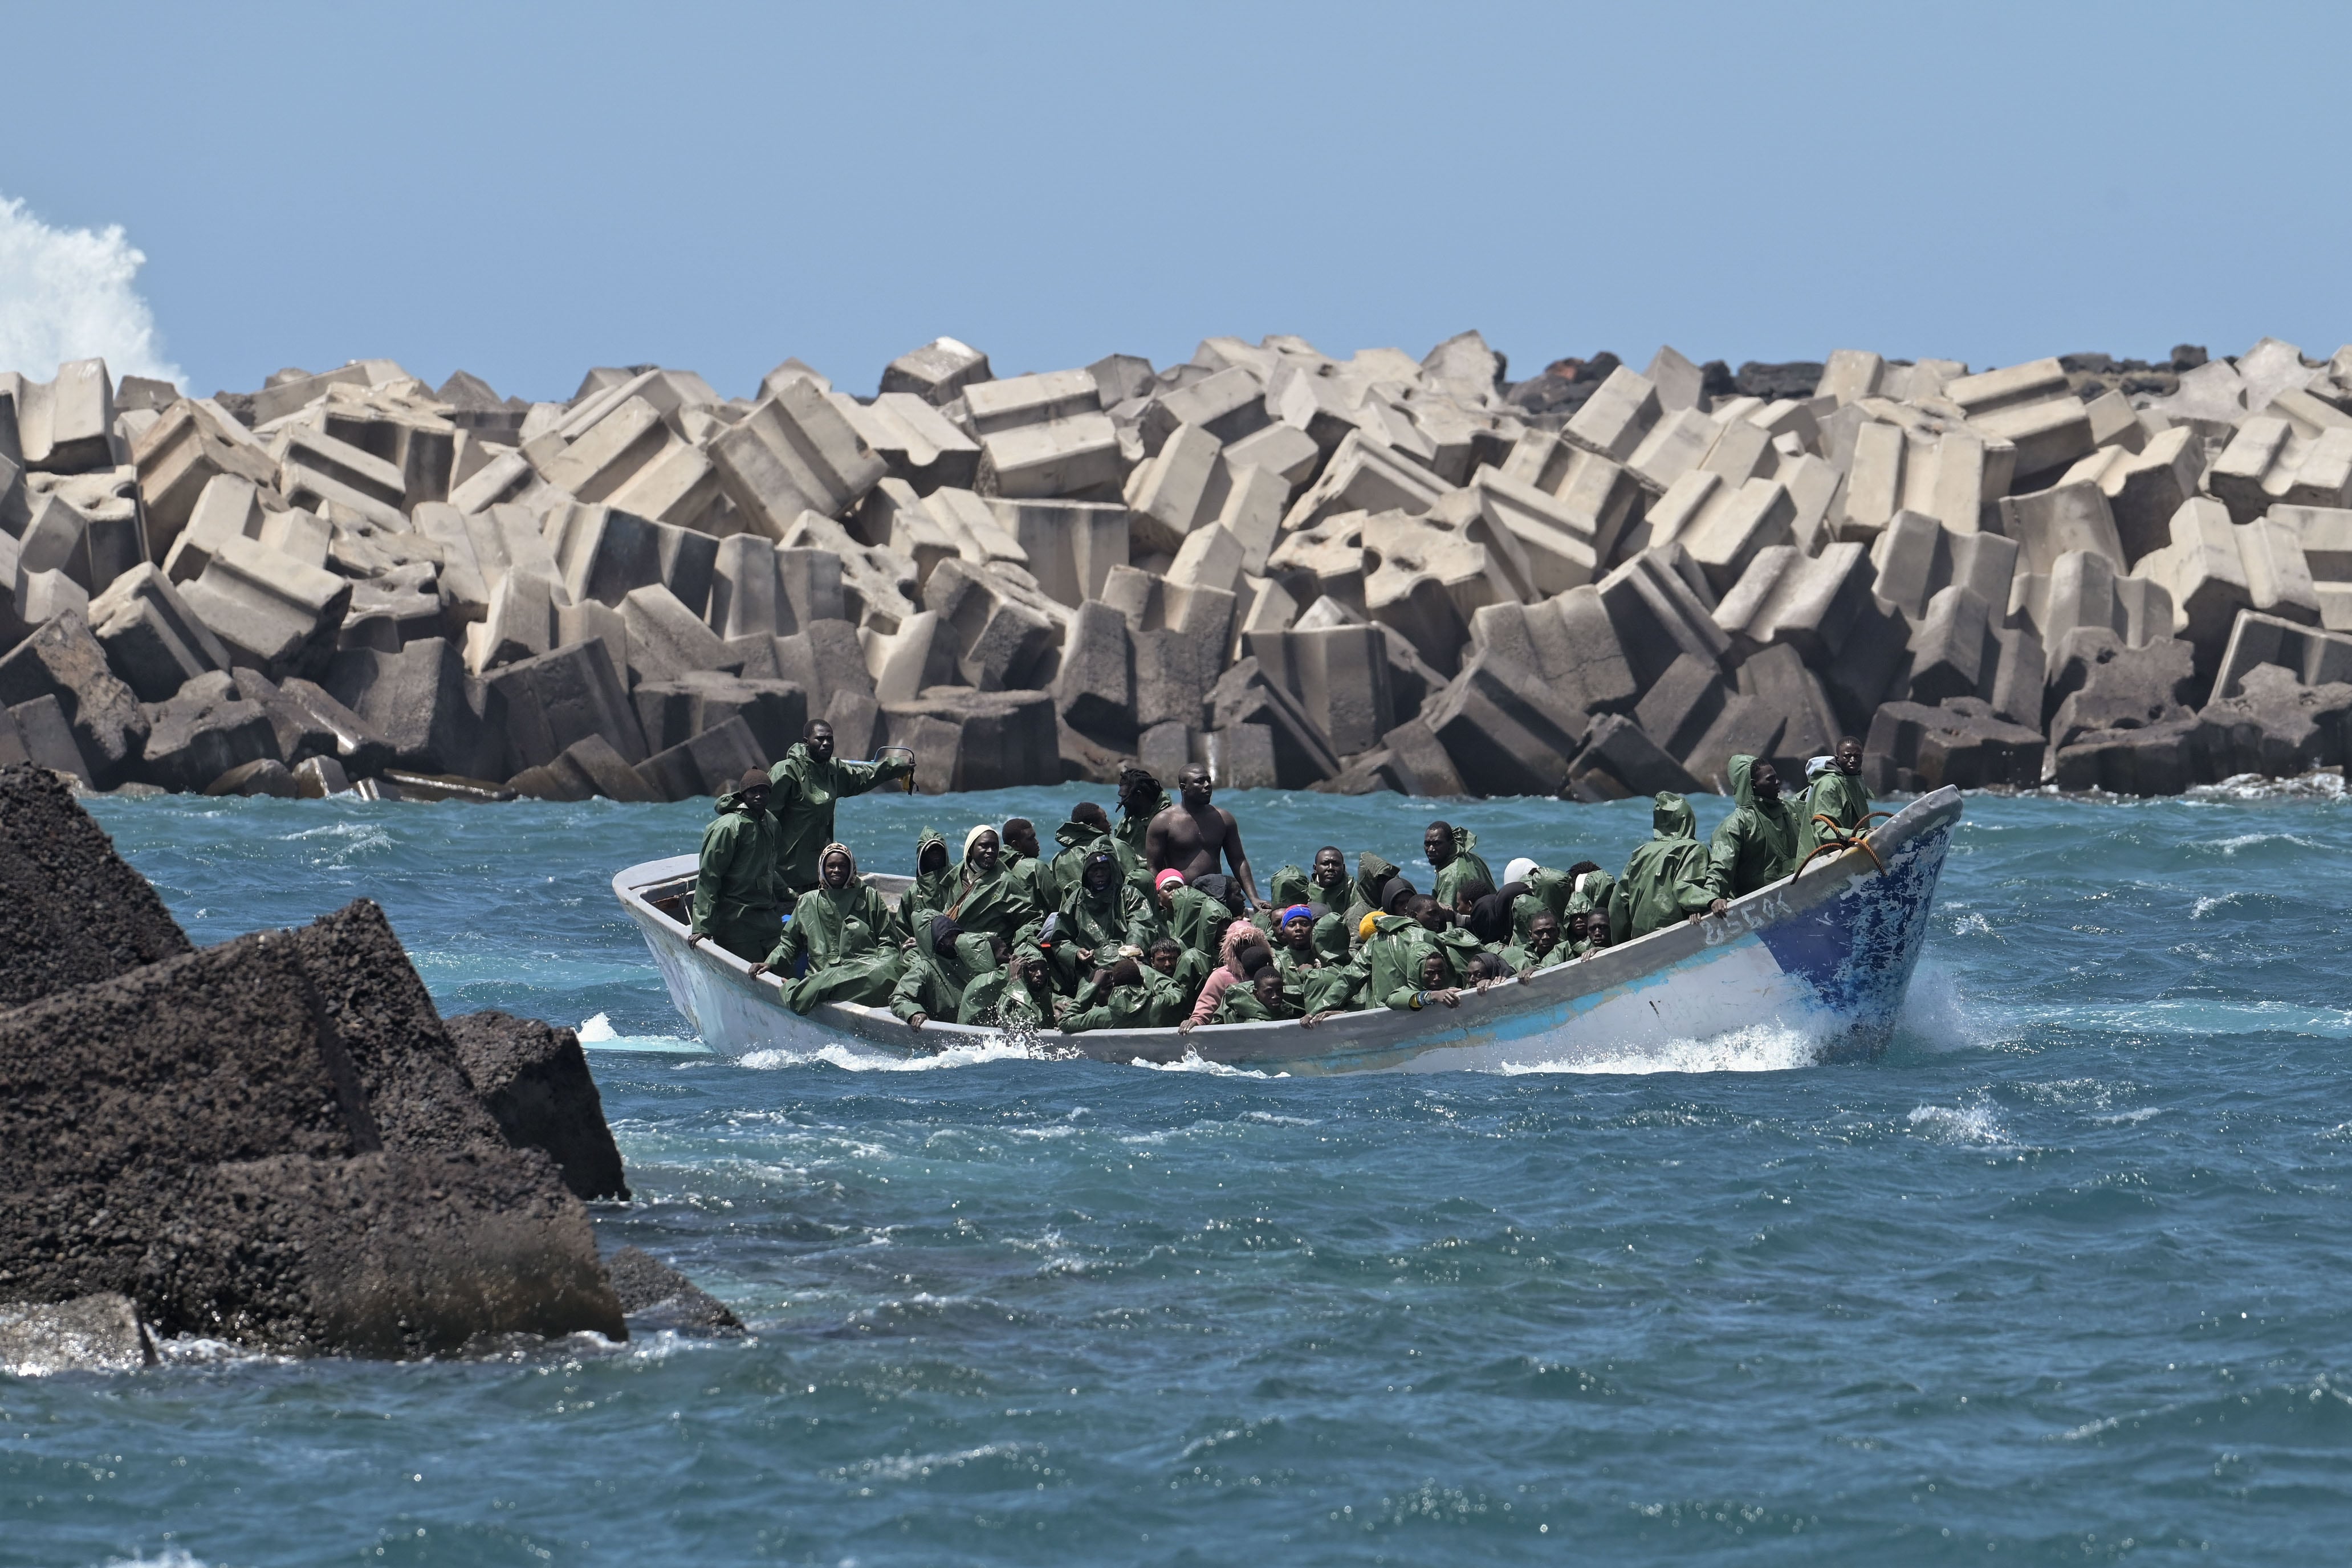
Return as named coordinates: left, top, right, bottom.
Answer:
left=0, top=196, right=180, bottom=384
left=1907, top=1102, right=2011, bottom=1144
left=1495, top=1021, right=1820, bottom=1076
left=1133, top=1049, right=1281, bottom=1077
left=738, top=1033, right=1040, bottom=1072
left=575, top=1012, right=705, bottom=1053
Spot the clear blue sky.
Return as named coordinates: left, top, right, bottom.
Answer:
left=7, top=0, right=2347, bottom=402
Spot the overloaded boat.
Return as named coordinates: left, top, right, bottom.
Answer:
left=612, top=786, right=1963, bottom=1074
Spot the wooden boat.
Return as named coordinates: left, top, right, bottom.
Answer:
left=611, top=786, right=1963, bottom=1075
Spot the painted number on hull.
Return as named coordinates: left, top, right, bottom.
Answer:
left=1701, top=890, right=1793, bottom=946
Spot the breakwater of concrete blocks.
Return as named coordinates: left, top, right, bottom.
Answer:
left=3, top=332, right=2350, bottom=803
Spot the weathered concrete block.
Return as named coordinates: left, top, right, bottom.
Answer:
left=1633, top=651, right=1733, bottom=760
left=1596, top=547, right=1732, bottom=691
left=467, top=568, right=560, bottom=675
left=325, top=636, right=500, bottom=777
left=1126, top=421, right=1224, bottom=555
left=1053, top=600, right=1136, bottom=747
left=2045, top=629, right=2198, bottom=748
left=1682, top=477, right=1796, bottom=595
left=1469, top=467, right=1599, bottom=595
left=2191, top=663, right=2352, bottom=778
left=0, top=610, right=149, bottom=785
left=2050, top=719, right=2200, bottom=795
left=633, top=671, right=805, bottom=761
left=178, top=536, right=352, bottom=681
left=880, top=337, right=992, bottom=406
left=707, top=535, right=782, bottom=640
left=1712, top=540, right=1874, bottom=662
left=2000, top=481, right=2126, bottom=577
left=1736, top=644, right=1840, bottom=777
left=920, top=557, right=1057, bottom=691
left=1864, top=699, right=2046, bottom=792
left=10, top=359, right=117, bottom=474
left=88, top=561, right=229, bottom=701
left=544, top=503, right=715, bottom=617
left=635, top=714, right=770, bottom=801
left=1244, top=623, right=1394, bottom=756
left=1905, top=585, right=1997, bottom=706
left=2206, top=417, right=2300, bottom=524
left=1142, top=366, right=1268, bottom=454
left=137, top=670, right=280, bottom=792
left=833, top=391, right=980, bottom=494
left=2130, top=499, right=2259, bottom=674
left=1562, top=366, right=1661, bottom=463
left=1280, top=430, right=1452, bottom=533
left=1869, top=510, right=1950, bottom=620
left=1207, top=659, right=1338, bottom=788
left=8, top=694, right=89, bottom=782
left=707, top=380, right=886, bottom=535
left=161, top=474, right=267, bottom=585
left=131, top=401, right=278, bottom=564
left=1361, top=510, right=1499, bottom=676
left=1425, top=655, right=1588, bottom=797
left=1223, top=422, right=1321, bottom=491
left=978, top=413, right=1124, bottom=500
left=339, top=577, right=443, bottom=654
left=966, top=369, right=1101, bottom=436
left=2210, top=610, right=2352, bottom=700
left=278, top=423, right=406, bottom=529
left=619, top=582, right=734, bottom=685
left=235, top=670, right=394, bottom=779
left=883, top=688, right=1059, bottom=791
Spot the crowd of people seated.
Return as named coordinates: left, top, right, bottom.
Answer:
left=686, top=725, right=1876, bottom=1037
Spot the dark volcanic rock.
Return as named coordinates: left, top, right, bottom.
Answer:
left=0, top=763, right=192, bottom=1008
left=1735, top=361, right=1826, bottom=400
left=604, top=1245, right=743, bottom=1337
left=446, top=1011, right=630, bottom=1201
left=141, top=1147, right=622, bottom=1355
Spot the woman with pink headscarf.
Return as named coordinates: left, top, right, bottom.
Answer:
left=1182, top=919, right=1272, bottom=1029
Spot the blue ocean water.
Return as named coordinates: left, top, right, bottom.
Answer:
left=7, top=780, right=2352, bottom=1566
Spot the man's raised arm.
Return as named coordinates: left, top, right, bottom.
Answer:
left=1222, top=809, right=1266, bottom=910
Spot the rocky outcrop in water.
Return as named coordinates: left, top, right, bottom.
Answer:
left=0, top=763, right=697, bottom=1362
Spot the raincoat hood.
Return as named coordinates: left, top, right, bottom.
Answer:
left=714, top=784, right=766, bottom=817
left=1056, top=816, right=1110, bottom=852
left=950, top=931, right=999, bottom=975
left=818, top=841, right=857, bottom=883
left=1728, top=754, right=1761, bottom=812
left=1651, top=792, right=1696, bottom=840
left=915, top=826, right=949, bottom=871
left=1353, top=853, right=1400, bottom=909
left=1268, top=865, right=1310, bottom=907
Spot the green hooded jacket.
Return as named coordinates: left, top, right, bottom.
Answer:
left=1708, top=755, right=1800, bottom=898
left=690, top=786, right=782, bottom=960
left=764, top=847, right=906, bottom=1014
left=1358, top=912, right=1435, bottom=1011
left=906, top=826, right=957, bottom=926
left=1499, top=936, right=1569, bottom=976
left=767, top=742, right=915, bottom=895
left=890, top=928, right=1004, bottom=1025
left=1346, top=853, right=1401, bottom=937
left=1509, top=866, right=1576, bottom=943
left=1048, top=817, right=1114, bottom=907
left=1115, top=781, right=1170, bottom=893
left=1798, top=767, right=1873, bottom=858
left=943, top=833, right=1041, bottom=945
left=1431, top=827, right=1495, bottom=908
left=1045, top=854, right=1155, bottom=992
left=1060, top=964, right=1188, bottom=1032
left=1619, top=792, right=1719, bottom=939
left=1268, top=865, right=1310, bottom=907
left=1216, top=983, right=1299, bottom=1024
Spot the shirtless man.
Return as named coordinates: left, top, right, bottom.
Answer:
left=1144, top=764, right=1266, bottom=911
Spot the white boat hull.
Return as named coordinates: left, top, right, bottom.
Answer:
left=612, top=787, right=1963, bottom=1075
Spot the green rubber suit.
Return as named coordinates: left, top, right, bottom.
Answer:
left=762, top=848, right=906, bottom=1015
left=766, top=740, right=914, bottom=898
left=1430, top=826, right=1495, bottom=908
left=1618, top=792, right=1720, bottom=939
left=1798, top=763, right=1874, bottom=858
left=906, top=827, right=956, bottom=927
left=689, top=782, right=782, bottom=961
left=891, top=927, right=1004, bottom=1027
left=1707, top=754, right=1800, bottom=899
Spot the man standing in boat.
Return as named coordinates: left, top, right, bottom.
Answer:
left=766, top=720, right=915, bottom=904
left=686, top=769, right=784, bottom=961
left=1145, top=763, right=1268, bottom=914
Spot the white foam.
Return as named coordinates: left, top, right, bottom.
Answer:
left=577, top=1012, right=616, bottom=1042
left=1906, top=1102, right=2011, bottom=1144
left=737, top=1034, right=1039, bottom=1072
left=1495, top=1021, right=1820, bottom=1076
left=1132, top=1049, right=1280, bottom=1077
left=0, top=195, right=181, bottom=384
left=576, top=1013, right=706, bottom=1054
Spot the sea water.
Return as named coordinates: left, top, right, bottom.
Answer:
left=7, top=782, right=2352, bottom=1565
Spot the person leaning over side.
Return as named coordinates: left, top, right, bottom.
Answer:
left=686, top=769, right=783, bottom=962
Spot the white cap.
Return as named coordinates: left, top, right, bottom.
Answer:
left=1504, top=857, right=1538, bottom=886
left=1805, top=755, right=1836, bottom=781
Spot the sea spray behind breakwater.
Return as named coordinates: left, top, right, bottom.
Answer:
left=9, top=784, right=2352, bottom=1565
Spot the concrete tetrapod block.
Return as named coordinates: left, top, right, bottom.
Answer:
left=1633, top=651, right=1734, bottom=761
left=920, top=557, right=1059, bottom=691
left=965, top=369, right=1101, bottom=437
left=136, top=670, right=281, bottom=792
left=1279, top=430, right=1452, bottom=533
left=708, top=379, right=887, bottom=536
left=1905, top=585, right=1999, bottom=706
left=477, top=638, right=647, bottom=773
left=1141, top=366, right=1269, bottom=454
left=1680, top=478, right=1796, bottom=595
left=161, top=474, right=268, bottom=585
left=635, top=714, right=768, bottom=803
left=2044, top=629, right=2198, bottom=748
left=178, top=535, right=353, bottom=681
left=2191, top=664, right=2352, bottom=779
left=232, top=670, right=394, bottom=780
left=467, top=568, right=561, bottom=675
left=978, top=413, right=1124, bottom=501
left=834, top=392, right=980, bottom=494
left=987, top=497, right=1127, bottom=608
left=1870, top=510, right=1950, bottom=621
left=1243, top=624, right=1394, bottom=756
left=1126, top=422, right=1224, bottom=555
left=1562, top=712, right=1703, bottom=801
left=277, top=424, right=406, bottom=530
left=2209, top=610, right=2352, bottom=700
left=882, top=689, right=1059, bottom=791
left=1053, top=600, right=1137, bottom=747
left=881, top=338, right=993, bottom=406
left=324, top=636, right=501, bottom=778
left=1423, top=651, right=1589, bottom=798
left=633, top=671, right=807, bottom=762
left=0, top=610, right=149, bottom=787
left=87, top=561, right=230, bottom=702
left=1712, top=541, right=1874, bottom=663
left=1595, top=548, right=1732, bottom=692
left=1862, top=699, right=2046, bottom=792
left=131, top=401, right=278, bottom=564
left=1562, top=366, right=1661, bottom=463
left=2049, top=717, right=2203, bottom=795
left=620, top=582, right=735, bottom=685
left=1735, top=644, right=1841, bottom=779
left=9, top=359, right=117, bottom=474
left=1206, top=660, right=1338, bottom=788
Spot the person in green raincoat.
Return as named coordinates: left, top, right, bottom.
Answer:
left=1346, top=851, right=1402, bottom=943
left=1113, top=766, right=1168, bottom=896
left=973, top=944, right=1057, bottom=1030
left=752, top=842, right=905, bottom=1013
left=686, top=769, right=783, bottom=962
left=1215, top=965, right=1300, bottom=1024
left=1708, top=754, right=1800, bottom=899
left=1302, top=846, right=1356, bottom=961
left=1270, top=903, right=1363, bottom=1014
left=1061, top=953, right=1186, bottom=1032
left=905, top=826, right=957, bottom=927
left=766, top=722, right=915, bottom=900
left=942, top=825, right=1040, bottom=945
left=999, top=818, right=1059, bottom=915
left=892, top=917, right=1007, bottom=1031
left=1048, top=849, right=1154, bottom=994
left=1500, top=909, right=1569, bottom=975
left=1409, top=894, right=1484, bottom=984
left=1385, top=947, right=1466, bottom=1012
left=1357, top=908, right=1435, bottom=1011
left=1619, top=792, right=1726, bottom=938
left=1047, top=803, right=1116, bottom=907
left=1423, top=821, right=1494, bottom=909
left=1797, top=737, right=1873, bottom=858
